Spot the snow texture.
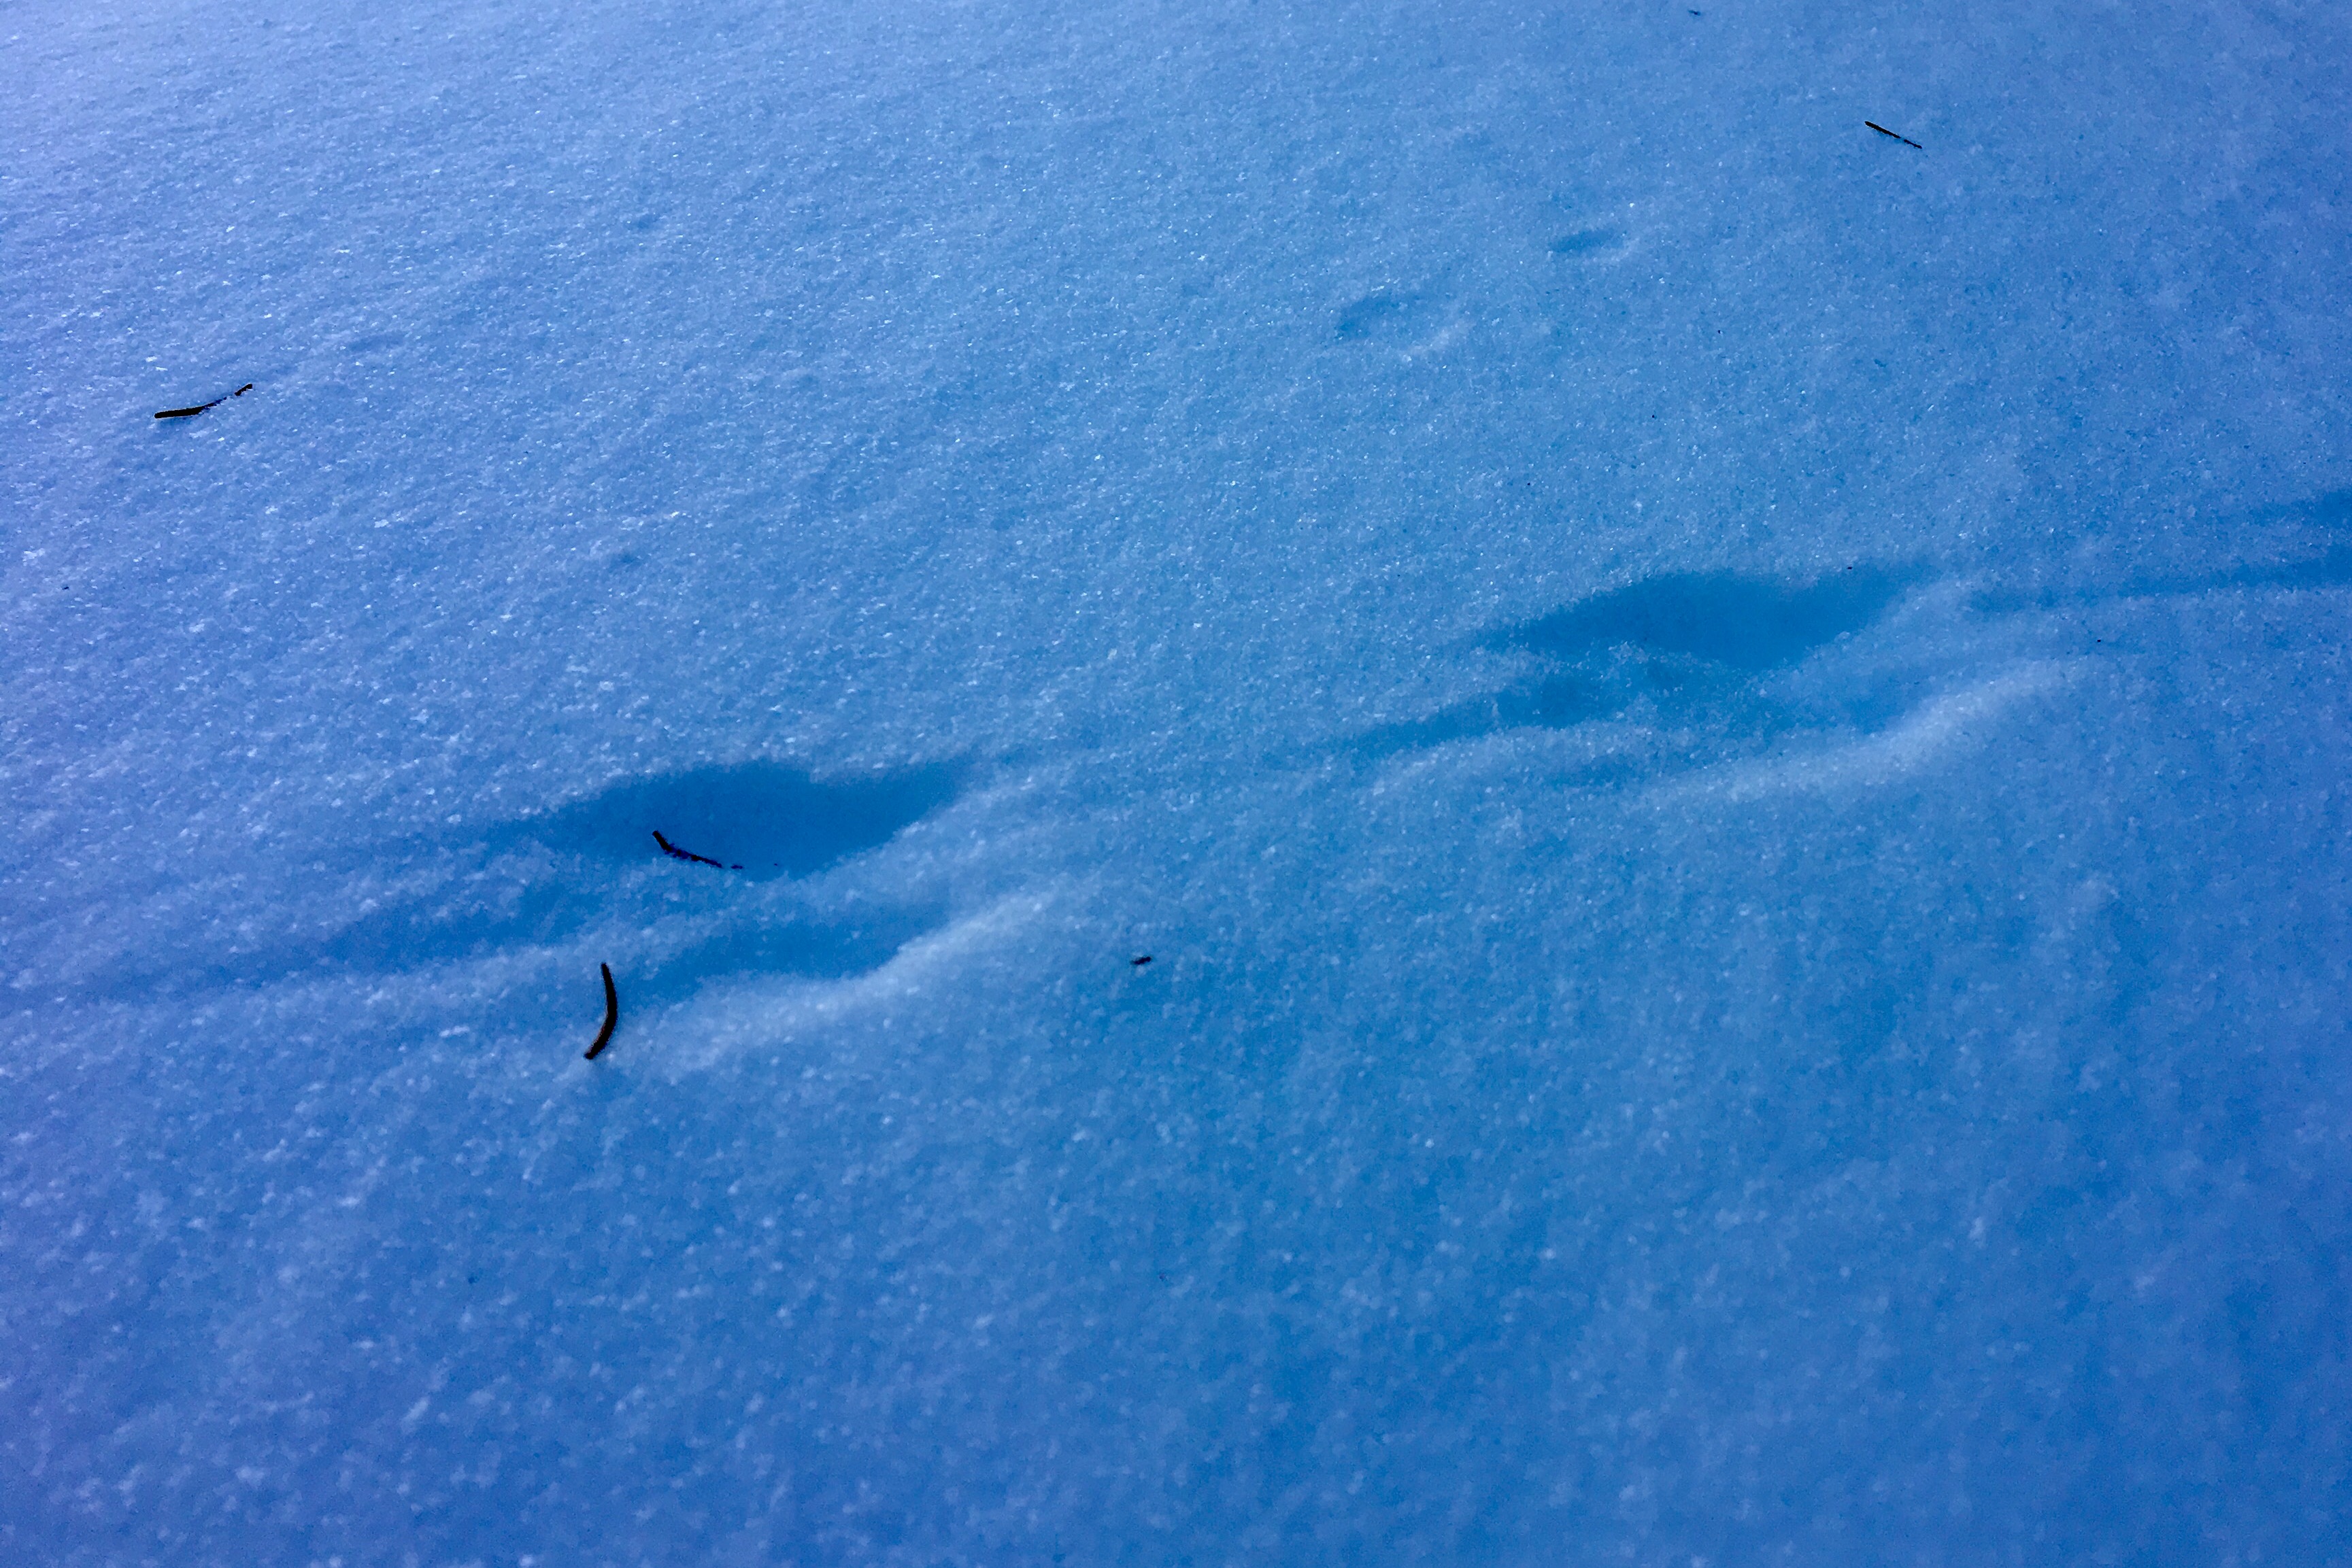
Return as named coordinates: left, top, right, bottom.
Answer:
left=5, top=0, right=2350, bottom=1563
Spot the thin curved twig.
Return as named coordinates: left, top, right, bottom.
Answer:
left=584, top=963, right=618, bottom=1059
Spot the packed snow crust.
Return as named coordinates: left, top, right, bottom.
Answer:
left=5, top=0, right=2350, bottom=1563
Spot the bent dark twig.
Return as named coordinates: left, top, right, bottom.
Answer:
left=584, top=963, right=618, bottom=1059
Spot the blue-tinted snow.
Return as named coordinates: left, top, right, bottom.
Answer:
left=6, top=0, right=2349, bottom=1562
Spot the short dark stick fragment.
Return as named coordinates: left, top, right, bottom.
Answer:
left=584, top=962, right=618, bottom=1059
left=154, top=382, right=253, bottom=420
left=1865, top=120, right=1923, bottom=150
left=1130, top=955, right=1153, bottom=967
left=652, top=830, right=726, bottom=868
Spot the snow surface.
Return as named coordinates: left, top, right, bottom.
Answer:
left=6, top=0, right=2351, bottom=1562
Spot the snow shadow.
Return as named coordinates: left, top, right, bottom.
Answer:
left=1336, top=291, right=1437, bottom=343
left=1547, top=228, right=1622, bottom=256
left=1969, top=489, right=2352, bottom=613
left=1500, top=566, right=1908, bottom=672
left=108, top=762, right=964, bottom=999
left=508, top=759, right=962, bottom=883
left=1350, top=566, right=1910, bottom=760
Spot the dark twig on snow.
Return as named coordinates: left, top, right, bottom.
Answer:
left=154, top=383, right=254, bottom=420
left=652, top=830, right=737, bottom=870
left=584, top=963, right=619, bottom=1060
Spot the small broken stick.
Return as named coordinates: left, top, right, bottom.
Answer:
left=652, top=830, right=737, bottom=869
left=1865, top=121, right=1923, bottom=150
left=154, top=383, right=254, bottom=420
left=584, top=962, right=619, bottom=1059
left=1130, top=955, right=1154, bottom=967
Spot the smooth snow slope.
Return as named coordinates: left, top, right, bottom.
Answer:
left=5, top=0, right=2350, bottom=1562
